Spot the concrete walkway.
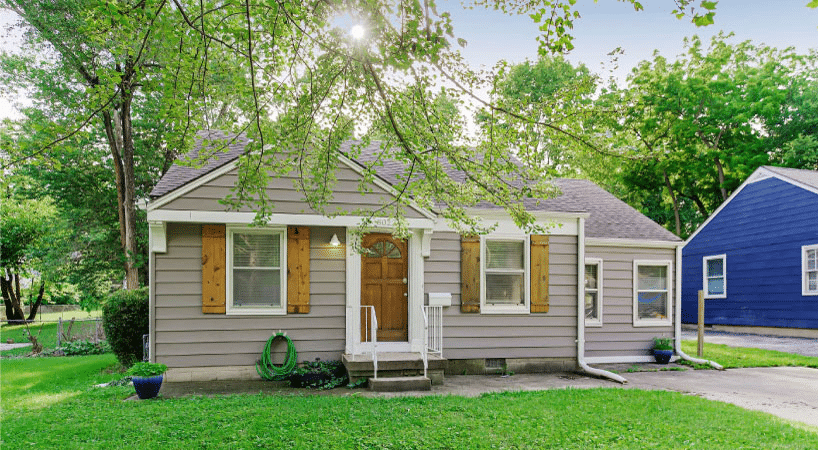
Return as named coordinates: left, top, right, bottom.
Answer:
left=681, top=329, right=818, bottom=357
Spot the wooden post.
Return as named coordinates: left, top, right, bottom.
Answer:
left=697, top=290, right=704, bottom=357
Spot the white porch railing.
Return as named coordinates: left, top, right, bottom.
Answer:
left=421, top=305, right=443, bottom=379
left=360, top=305, right=378, bottom=379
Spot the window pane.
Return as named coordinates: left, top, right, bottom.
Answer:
left=585, top=292, right=598, bottom=320
left=708, top=278, right=724, bottom=295
left=707, top=258, right=724, bottom=277
left=638, top=292, right=668, bottom=319
left=233, top=269, right=281, bottom=307
left=234, top=233, right=279, bottom=267
left=810, top=272, right=817, bottom=291
left=486, top=273, right=524, bottom=305
left=638, top=266, right=667, bottom=290
left=486, top=241, right=523, bottom=270
left=585, top=264, right=598, bottom=290
left=808, top=249, right=817, bottom=271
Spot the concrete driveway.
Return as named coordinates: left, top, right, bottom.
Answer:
left=623, top=366, right=818, bottom=429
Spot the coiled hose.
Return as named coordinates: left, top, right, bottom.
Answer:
left=256, top=332, right=297, bottom=380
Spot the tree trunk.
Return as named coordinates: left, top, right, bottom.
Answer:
left=1, top=270, right=27, bottom=324
left=26, top=281, right=45, bottom=321
left=663, top=170, right=682, bottom=236
left=714, top=155, right=728, bottom=202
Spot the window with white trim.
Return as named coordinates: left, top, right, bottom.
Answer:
left=481, top=236, right=529, bottom=313
left=584, top=259, right=603, bottom=326
left=703, top=254, right=726, bottom=299
left=227, top=228, right=287, bottom=315
left=633, top=260, right=672, bottom=326
left=804, top=244, right=818, bottom=296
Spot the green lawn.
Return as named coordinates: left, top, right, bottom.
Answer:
left=681, top=340, right=818, bottom=369
left=2, top=356, right=816, bottom=449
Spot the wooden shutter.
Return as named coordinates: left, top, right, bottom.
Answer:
left=287, top=226, right=310, bottom=314
left=201, top=225, right=226, bottom=314
left=530, top=235, right=550, bottom=313
left=460, top=235, right=481, bottom=313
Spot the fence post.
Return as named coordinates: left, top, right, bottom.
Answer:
left=697, top=290, right=705, bottom=357
left=57, top=317, right=62, bottom=348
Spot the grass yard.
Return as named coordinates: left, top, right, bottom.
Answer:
left=2, top=356, right=816, bottom=449
left=1, top=310, right=103, bottom=357
left=681, top=340, right=818, bottom=369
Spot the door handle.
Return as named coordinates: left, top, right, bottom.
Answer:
left=404, top=293, right=408, bottom=297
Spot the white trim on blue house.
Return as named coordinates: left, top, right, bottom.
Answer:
left=803, top=243, right=818, bottom=296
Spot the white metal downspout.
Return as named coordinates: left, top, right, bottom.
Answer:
left=576, top=217, right=628, bottom=384
left=674, top=245, right=724, bottom=370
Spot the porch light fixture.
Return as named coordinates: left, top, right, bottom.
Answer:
left=329, top=234, right=341, bottom=246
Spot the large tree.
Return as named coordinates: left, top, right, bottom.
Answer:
left=592, top=33, right=816, bottom=237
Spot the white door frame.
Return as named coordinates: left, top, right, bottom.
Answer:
left=345, top=228, right=425, bottom=355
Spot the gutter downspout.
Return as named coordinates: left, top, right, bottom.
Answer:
left=674, top=245, right=723, bottom=370
left=576, top=217, right=628, bottom=384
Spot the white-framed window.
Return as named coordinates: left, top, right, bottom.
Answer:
left=226, top=227, right=287, bottom=315
left=633, top=260, right=672, bottom=326
left=584, top=258, right=603, bottom=327
left=702, top=254, right=727, bottom=299
left=803, top=244, right=818, bottom=296
left=481, top=235, right=530, bottom=314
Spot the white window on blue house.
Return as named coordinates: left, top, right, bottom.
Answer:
left=633, top=260, right=672, bottom=327
left=584, top=258, right=603, bottom=327
left=703, top=254, right=727, bottom=299
left=226, top=227, right=287, bottom=315
left=804, top=244, right=818, bottom=296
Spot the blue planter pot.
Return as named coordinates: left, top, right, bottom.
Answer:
left=132, top=375, right=163, bottom=399
left=653, top=349, right=673, bottom=364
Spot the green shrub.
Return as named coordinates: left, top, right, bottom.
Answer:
left=102, top=288, right=148, bottom=366
left=126, top=362, right=167, bottom=377
left=58, top=340, right=111, bottom=356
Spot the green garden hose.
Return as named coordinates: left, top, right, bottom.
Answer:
left=256, top=332, right=297, bottom=381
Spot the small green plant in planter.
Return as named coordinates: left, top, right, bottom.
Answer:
left=652, top=337, right=674, bottom=364
left=126, top=362, right=168, bottom=400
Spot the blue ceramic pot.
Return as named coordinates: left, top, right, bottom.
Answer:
left=653, top=349, right=673, bottom=364
left=132, top=375, right=163, bottom=399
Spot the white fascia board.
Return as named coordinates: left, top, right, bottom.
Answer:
left=336, top=153, right=438, bottom=221
left=586, top=238, right=682, bottom=249
left=146, top=209, right=435, bottom=229
left=147, top=159, right=240, bottom=211
left=683, top=166, right=817, bottom=247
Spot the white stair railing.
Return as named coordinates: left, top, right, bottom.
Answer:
left=421, top=305, right=443, bottom=379
left=360, top=305, right=378, bottom=379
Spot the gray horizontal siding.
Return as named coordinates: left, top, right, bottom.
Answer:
left=153, top=223, right=346, bottom=369
left=585, top=245, right=677, bottom=359
left=159, top=165, right=425, bottom=219
left=425, top=232, right=578, bottom=360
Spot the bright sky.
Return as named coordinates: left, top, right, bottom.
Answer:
left=1, top=1, right=816, bottom=119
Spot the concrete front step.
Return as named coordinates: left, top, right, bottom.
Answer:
left=369, top=375, right=432, bottom=392
left=342, top=352, right=448, bottom=386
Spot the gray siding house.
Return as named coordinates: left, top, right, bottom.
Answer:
left=147, top=132, right=687, bottom=383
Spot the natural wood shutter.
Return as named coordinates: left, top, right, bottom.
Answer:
left=530, top=235, right=550, bottom=313
left=201, top=225, right=226, bottom=314
left=287, top=226, right=310, bottom=314
left=460, top=235, right=481, bottom=313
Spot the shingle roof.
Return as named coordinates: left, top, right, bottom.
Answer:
left=150, top=130, right=248, bottom=198
left=762, top=166, right=818, bottom=191
left=151, top=133, right=680, bottom=242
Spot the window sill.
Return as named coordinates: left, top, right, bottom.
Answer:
left=226, top=308, right=287, bottom=316
left=633, top=320, right=672, bottom=328
left=704, top=294, right=726, bottom=299
left=480, top=306, right=530, bottom=315
left=585, top=320, right=603, bottom=328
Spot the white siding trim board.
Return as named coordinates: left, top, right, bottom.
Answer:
left=147, top=209, right=435, bottom=229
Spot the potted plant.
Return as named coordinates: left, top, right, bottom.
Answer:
left=126, top=362, right=168, bottom=399
left=652, top=337, right=674, bottom=364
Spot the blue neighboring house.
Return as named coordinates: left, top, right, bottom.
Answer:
left=682, top=166, right=818, bottom=331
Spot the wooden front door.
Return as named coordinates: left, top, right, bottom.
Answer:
left=361, top=233, right=408, bottom=342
